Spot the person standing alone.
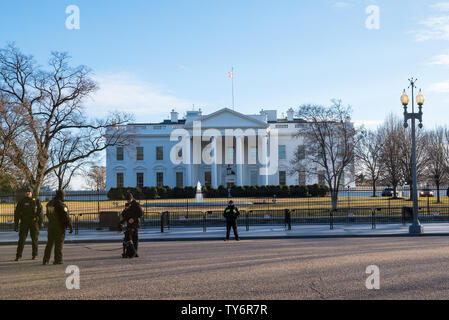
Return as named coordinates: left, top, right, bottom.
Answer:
left=224, top=200, right=240, bottom=241
left=120, top=193, right=143, bottom=258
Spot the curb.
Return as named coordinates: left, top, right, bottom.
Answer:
left=1, top=232, right=449, bottom=245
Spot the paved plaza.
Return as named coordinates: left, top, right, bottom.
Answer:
left=1, top=237, right=449, bottom=300
left=2, top=223, right=449, bottom=244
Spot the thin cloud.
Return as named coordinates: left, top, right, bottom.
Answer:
left=414, top=3, right=449, bottom=41
left=430, top=2, right=449, bottom=12
left=428, top=81, right=449, bottom=93
left=429, top=51, right=449, bottom=65
left=415, top=16, right=449, bottom=41
left=85, top=72, right=195, bottom=119
left=333, top=2, right=350, bottom=8
left=354, top=120, right=383, bottom=129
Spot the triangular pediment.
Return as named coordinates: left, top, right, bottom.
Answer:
left=185, top=108, right=268, bottom=129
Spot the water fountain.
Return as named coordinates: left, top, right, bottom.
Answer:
left=142, top=181, right=252, bottom=208
left=195, top=181, right=204, bottom=203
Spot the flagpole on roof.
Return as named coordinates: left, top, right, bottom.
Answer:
left=230, top=67, right=235, bottom=111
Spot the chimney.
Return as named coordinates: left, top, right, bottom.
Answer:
left=170, top=109, right=179, bottom=123
left=260, top=109, right=268, bottom=123
left=287, top=108, right=294, bottom=122
left=264, top=110, right=277, bottom=122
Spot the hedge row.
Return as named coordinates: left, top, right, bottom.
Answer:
left=107, top=184, right=329, bottom=200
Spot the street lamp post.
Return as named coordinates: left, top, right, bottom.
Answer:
left=401, top=77, right=425, bottom=234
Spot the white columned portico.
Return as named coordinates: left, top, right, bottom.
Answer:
left=211, top=136, right=218, bottom=188
left=236, top=136, right=244, bottom=186
left=261, top=133, right=269, bottom=186
left=186, top=137, right=192, bottom=187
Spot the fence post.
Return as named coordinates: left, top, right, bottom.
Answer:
left=285, top=209, right=291, bottom=231
left=372, top=209, right=376, bottom=230
left=401, top=207, right=405, bottom=226
left=203, top=213, right=207, bottom=232
left=97, top=190, right=100, bottom=215
left=330, top=210, right=334, bottom=230
left=161, top=211, right=168, bottom=233
left=246, top=211, right=249, bottom=231
left=75, top=214, right=79, bottom=235
left=161, top=212, right=164, bottom=233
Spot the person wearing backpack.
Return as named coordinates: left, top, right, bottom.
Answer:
left=43, top=190, right=73, bottom=265
left=120, top=192, right=143, bottom=258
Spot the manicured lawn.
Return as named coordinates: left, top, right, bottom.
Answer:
left=1, top=196, right=449, bottom=220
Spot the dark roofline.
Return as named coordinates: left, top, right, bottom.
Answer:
left=128, top=119, right=187, bottom=126
left=269, top=118, right=307, bottom=124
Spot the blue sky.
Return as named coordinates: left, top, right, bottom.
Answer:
left=1, top=0, right=449, bottom=129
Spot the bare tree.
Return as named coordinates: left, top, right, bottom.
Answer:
left=379, top=114, right=404, bottom=198
left=86, top=166, right=106, bottom=191
left=0, top=96, right=23, bottom=176
left=293, top=100, right=358, bottom=211
left=47, top=132, right=91, bottom=191
left=425, top=127, right=449, bottom=202
left=355, top=173, right=370, bottom=187
left=355, top=128, right=384, bottom=197
left=0, top=44, right=132, bottom=194
left=289, top=144, right=307, bottom=183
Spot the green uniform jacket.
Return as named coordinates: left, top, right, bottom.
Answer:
left=14, top=197, right=43, bottom=229
left=46, top=199, right=73, bottom=232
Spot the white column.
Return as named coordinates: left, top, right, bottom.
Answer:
left=236, top=136, right=243, bottom=186
left=186, top=137, right=192, bottom=187
left=212, top=137, right=218, bottom=188
left=261, top=134, right=269, bottom=186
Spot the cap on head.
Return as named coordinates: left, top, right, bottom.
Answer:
left=125, top=192, right=134, bottom=201
left=229, top=200, right=234, bottom=205
left=26, top=187, right=33, bottom=194
left=55, top=190, right=65, bottom=201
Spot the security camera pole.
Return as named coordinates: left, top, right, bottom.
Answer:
left=401, top=77, right=425, bottom=234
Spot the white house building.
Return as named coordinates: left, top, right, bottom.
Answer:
left=105, top=108, right=355, bottom=190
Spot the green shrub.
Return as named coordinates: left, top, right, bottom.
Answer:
left=107, top=188, right=125, bottom=200
left=143, top=187, right=158, bottom=199
left=290, top=185, right=309, bottom=197
left=107, top=183, right=330, bottom=200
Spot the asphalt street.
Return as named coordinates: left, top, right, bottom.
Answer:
left=1, top=237, right=449, bottom=300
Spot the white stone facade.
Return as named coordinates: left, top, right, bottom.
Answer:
left=106, top=108, right=355, bottom=190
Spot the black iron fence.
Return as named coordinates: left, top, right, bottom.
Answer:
left=1, top=187, right=449, bottom=232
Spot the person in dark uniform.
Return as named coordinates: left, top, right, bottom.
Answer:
left=43, top=190, right=73, bottom=265
left=223, top=200, right=240, bottom=241
left=14, top=188, right=43, bottom=261
left=120, top=193, right=143, bottom=258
